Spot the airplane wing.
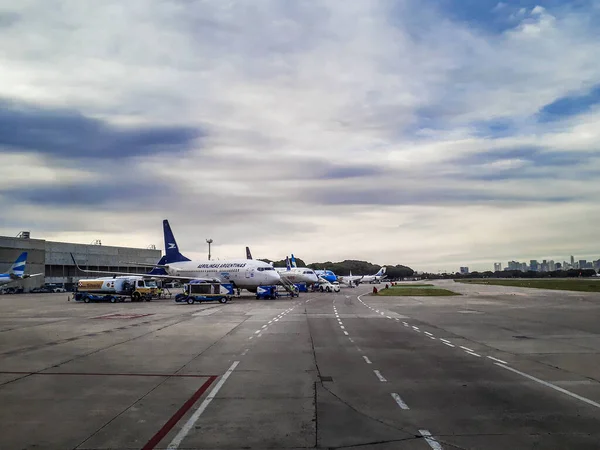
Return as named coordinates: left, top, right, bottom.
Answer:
left=1, top=273, right=44, bottom=287
left=70, top=254, right=219, bottom=283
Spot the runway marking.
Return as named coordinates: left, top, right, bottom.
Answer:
left=424, top=332, right=433, bottom=336
left=386, top=315, right=392, bottom=319
left=460, top=346, right=473, bottom=352
left=429, top=336, right=436, bottom=340
left=362, top=356, right=372, bottom=364
left=403, top=322, right=408, bottom=326
left=248, top=336, right=253, bottom=340
left=261, top=325, right=267, bottom=329
left=142, top=375, right=218, bottom=450
left=465, top=351, right=481, bottom=357
left=440, top=339, right=451, bottom=344
left=376, top=310, right=380, bottom=313
left=340, top=326, right=345, bottom=330
left=495, top=363, right=600, bottom=410
left=166, top=362, right=239, bottom=449
left=442, top=342, right=455, bottom=348
left=343, top=331, right=349, bottom=335
left=254, top=330, right=261, bottom=334
left=487, top=356, right=507, bottom=364
left=241, top=349, right=249, bottom=356
left=356, top=347, right=362, bottom=352
left=395, top=318, right=400, bottom=321
left=373, top=370, right=387, bottom=382
left=274, top=319, right=279, bottom=322
left=268, top=320, right=273, bottom=324
left=419, top=429, right=443, bottom=450
left=391, top=393, right=409, bottom=410
left=349, top=338, right=354, bottom=343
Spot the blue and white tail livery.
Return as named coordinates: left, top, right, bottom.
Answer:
left=0, top=252, right=43, bottom=287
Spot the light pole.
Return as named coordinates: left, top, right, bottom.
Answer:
left=206, top=239, right=213, bottom=260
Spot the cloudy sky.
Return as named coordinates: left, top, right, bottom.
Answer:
left=1, top=0, right=599, bottom=272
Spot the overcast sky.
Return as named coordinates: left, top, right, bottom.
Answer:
left=1, top=0, right=599, bottom=272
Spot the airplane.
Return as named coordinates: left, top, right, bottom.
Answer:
left=0, top=252, right=43, bottom=288
left=72, top=220, right=281, bottom=292
left=337, top=270, right=363, bottom=287
left=314, top=269, right=337, bottom=283
left=246, top=249, right=318, bottom=285
left=275, top=256, right=319, bottom=285
left=361, top=266, right=387, bottom=284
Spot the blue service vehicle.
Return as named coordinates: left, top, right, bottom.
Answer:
left=256, top=285, right=278, bottom=300
left=73, top=292, right=126, bottom=303
left=175, top=280, right=233, bottom=304
left=294, top=283, right=308, bottom=292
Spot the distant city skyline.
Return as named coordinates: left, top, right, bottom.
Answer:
left=455, top=253, right=600, bottom=274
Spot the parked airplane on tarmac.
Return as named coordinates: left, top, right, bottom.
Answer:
left=337, top=270, right=363, bottom=287
left=361, top=267, right=387, bottom=284
left=245, top=249, right=318, bottom=285
left=73, top=220, right=281, bottom=291
left=0, top=252, right=43, bottom=288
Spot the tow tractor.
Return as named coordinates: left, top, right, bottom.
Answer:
left=255, top=284, right=302, bottom=300
left=175, top=280, right=234, bottom=304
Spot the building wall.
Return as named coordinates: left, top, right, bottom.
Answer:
left=0, top=235, right=161, bottom=291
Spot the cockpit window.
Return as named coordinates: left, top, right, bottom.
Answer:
left=303, top=270, right=314, bottom=274
left=258, top=267, right=275, bottom=271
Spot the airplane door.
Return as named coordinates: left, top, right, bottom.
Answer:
left=245, top=267, right=253, bottom=278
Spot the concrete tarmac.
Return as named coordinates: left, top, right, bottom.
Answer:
left=0, top=282, right=599, bottom=449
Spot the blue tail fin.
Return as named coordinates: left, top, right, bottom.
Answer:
left=147, top=255, right=168, bottom=275
left=9, top=252, right=27, bottom=277
left=163, top=220, right=190, bottom=263
left=246, top=247, right=253, bottom=260
left=285, top=256, right=291, bottom=271
left=291, top=254, right=297, bottom=268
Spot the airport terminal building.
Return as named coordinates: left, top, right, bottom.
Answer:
left=0, top=232, right=162, bottom=292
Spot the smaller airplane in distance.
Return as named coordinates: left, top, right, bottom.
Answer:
left=337, top=270, right=363, bottom=287
left=246, top=249, right=318, bottom=285
left=314, top=269, right=337, bottom=283
left=0, top=252, right=43, bottom=288
left=361, top=266, right=387, bottom=284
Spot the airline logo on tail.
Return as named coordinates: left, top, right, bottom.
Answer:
left=246, top=247, right=253, bottom=260
left=285, top=256, right=292, bottom=271
left=376, top=267, right=386, bottom=276
left=290, top=254, right=297, bottom=268
left=163, top=220, right=191, bottom=263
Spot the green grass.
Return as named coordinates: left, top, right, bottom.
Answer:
left=375, top=286, right=460, bottom=296
left=456, top=278, right=600, bottom=292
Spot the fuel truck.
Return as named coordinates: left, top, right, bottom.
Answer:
left=74, top=276, right=159, bottom=303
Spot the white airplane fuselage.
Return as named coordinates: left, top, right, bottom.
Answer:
left=164, top=259, right=280, bottom=289
left=275, top=267, right=319, bottom=285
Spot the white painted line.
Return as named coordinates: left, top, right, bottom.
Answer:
left=380, top=312, right=385, bottom=316
left=487, top=356, right=507, bottom=364
left=429, top=336, right=436, bottom=340
left=442, top=342, right=455, bottom=348
left=254, top=330, right=261, bottom=334
left=340, top=326, right=345, bottom=330
left=268, top=320, right=273, bottom=324
left=402, top=322, right=408, bottom=326
left=256, top=333, right=262, bottom=338
left=343, top=331, right=349, bottom=335
left=419, top=429, right=443, bottom=450
left=349, top=338, right=354, bottom=343
left=395, top=318, right=400, bottom=321
left=460, top=346, right=473, bottom=352
left=373, top=370, right=387, bottom=382
left=261, top=325, right=267, bottom=329
left=440, top=339, right=451, bottom=344
left=362, top=356, right=372, bottom=364
left=391, top=393, right=409, bottom=410
left=274, top=319, right=279, bottom=322
left=386, top=316, right=392, bottom=319
left=376, top=310, right=380, bottom=313
left=465, top=351, right=481, bottom=357
left=495, top=363, right=600, bottom=410
left=241, top=349, right=249, bottom=356
left=248, top=336, right=253, bottom=340
left=424, top=331, right=433, bottom=336
left=167, top=361, right=240, bottom=449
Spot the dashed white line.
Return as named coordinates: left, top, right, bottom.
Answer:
left=403, top=322, right=408, bottom=326
left=440, top=339, right=451, bottom=344
left=349, top=338, right=354, bottom=343
left=419, top=429, right=443, bottom=450
left=268, top=320, right=273, bottom=324
left=254, top=330, right=261, bottom=334
left=340, top=326, right=345, bottom=330
left=424, top=332, right=433, bottom=336
left=343, top=331, right=349, bottom=335
left=391, top=393, right=409, bottom=410
left=465, top=351, right=481, bottom=357
left=495, top=363, right=600, bottom=410
left=442, top=342, right=455, bottom=348
left=241, top=349, right=249, bottom=356
left=460, top=346, right=474, bottom=352
left=167, top=361, right=240, bottom=449
left=428, top=336, right=436, bottom=340
left=386, top=316, right=392, bottom=319
left=261, top=325, right=267, bottom=329
left=373, top=370, right=387, bottom=382
left=487, top=356, right=507, bottom=364
left=362, top=356, right=372, bottom=364
left=248, top=336, right=253, bottom=340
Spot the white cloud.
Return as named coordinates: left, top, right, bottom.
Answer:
left=0, top=0, right=599, bottom=272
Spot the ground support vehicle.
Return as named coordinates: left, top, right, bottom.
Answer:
left=294, top=283, right=308, bottom=292
left=174, top=281, right=233, bottom=304
left=256, top=285, right=278, bottom=300
left=76, top=276, right=158, bottom=302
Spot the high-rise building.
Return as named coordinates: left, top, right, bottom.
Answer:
left=493, top=263, right=502, bottom=272
left=556, top=262, right=562, bottom=270
left=530, top=260, right=539, bottom=271
left=549, top=260, right=556, bottom=271
left=579, top=260, right=587, bottom=270
left=508, top=261, right=521, bottom=271
left=521, top=262, right=528, bottom=271
left=571, top=255, right=575, bottom=266
left=541, top=260, right=549, bottom=272
left=460, top=267, right=469, bottom=274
